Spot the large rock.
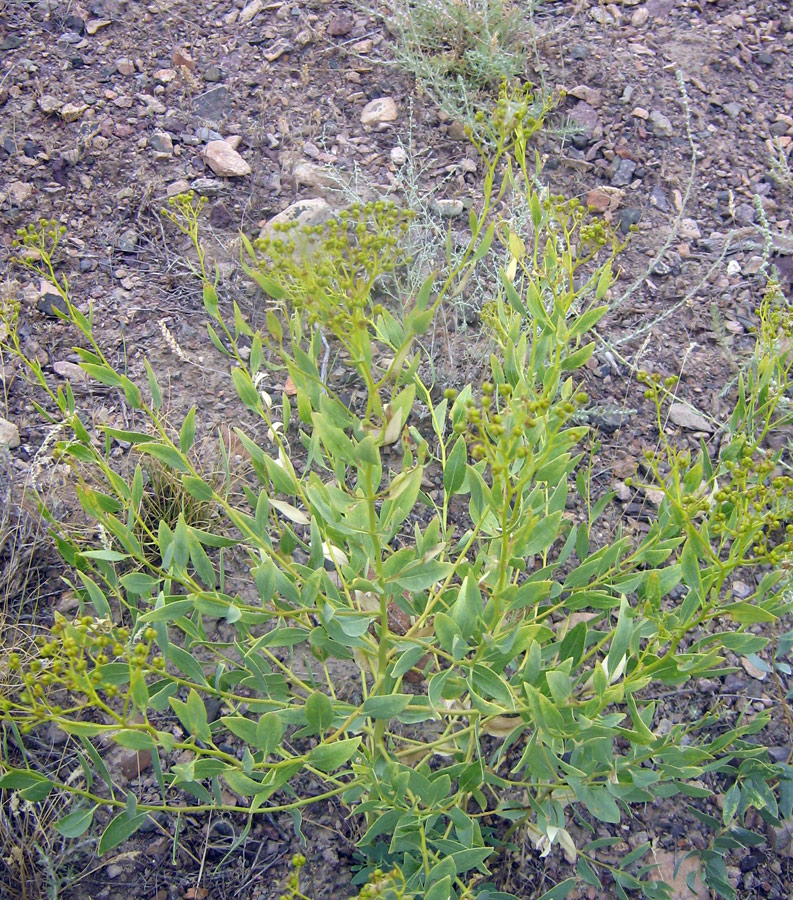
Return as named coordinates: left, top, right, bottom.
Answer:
left=259, top=198, right=331, bottom=239
left=203, top=141, right=251, bottom=177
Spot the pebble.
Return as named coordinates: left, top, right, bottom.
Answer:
left=568, top=101, right=601, bottom=139
left=61, top=102, right=87, bottom=122
left=568, top=85, right=602, bottom=107
left=117, top=228, right=138, bottom=252
left=190, top=177, right=224, bottom=195
left=734, top=203, right=755, bottom=226
left=612, top=157, right=637, bottom=186
left=586, top=186, right=624, bottom=212
left=0, top=417, right=20, bottom=449
left=203, top=140, right=251, bottom=177
left=648, top=109, right=674, bottom=136
left=678, top=217, right=701, bottom=240
left=166, top=179, right=191, bottom=196
left=361, top=97, right=397, bottom=126
left=723, top=101, right=742, bottom=120
left=53, top=360, right=86, bottom=381
left=148, top=130, right=173, bottom=154
left=204, top=65, right=223, bottom=83
left=37, top=94, right=62, bottom=115
left=173, top=47, right=196, bottom=71
left=433, top=199, right=465, bottom=217
left=619, top=207, right=642, bottom=234
left=239, top=0, right=264, bottom=25
left=293, top=161, right=340, bottom=190
left=390, top=146, right=407, bottom=166
left=649, top=185, right=669, bottom=211
left=194, top=85, right=229, bottom=120
left=328, top=11, right=354, bottom=36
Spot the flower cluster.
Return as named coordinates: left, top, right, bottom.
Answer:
left=253, top=201, right=413, bottom=336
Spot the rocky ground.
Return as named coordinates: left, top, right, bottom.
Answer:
left=1, top=0, right=793, bottom=898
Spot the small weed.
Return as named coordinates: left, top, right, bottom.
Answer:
left=769, top=136, right=793, bottom=195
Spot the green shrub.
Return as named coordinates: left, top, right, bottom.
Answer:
left=1, top=86, right=792, bottom=900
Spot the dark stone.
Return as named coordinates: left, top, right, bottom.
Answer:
left=70, top=55, right=85, bottom=68
left=618, top=207, right=642, bottom=234
left=24, top=139, right=41, bottom=158
left=38, top=293, right=69, bottom=318
left=64, top=15, right=85, bottom=34
left=649, top=185, right=669, bottom=211
left=543, top=157, right=560, bottom=171
left=193, top=85, right=229, bottom=121
left=612, top=157, right=637, bottom=187
left=756, top=51, right=774, bottom=66
left=328, top=11, right=354, bottom=36
left=51, top=157, right=69, bottom=186
left=204, top=65, right=223, bottom=83
left=210, top=201, right=232, bottom=227
left=0, top=35, right=23, bottom=51
left=570, top=44, right=587, bottom=60
left=739, top=854, right=760, bottom=873
left=571, top=133, right=588, bottom=150
left=589, top=409, right=633, bottom=433
left=2, top=136, right=17, bottom=155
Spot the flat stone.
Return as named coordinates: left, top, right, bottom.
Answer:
left=390, top=146, right=407, bottom=166
left=117, top=228, right=138, bottom=252
left=204, top=65, right=223, bottom=83
left=433, top=199, right=465, bottom=217
left=586, top=186, right=624, bottom=212
left=0, top=417, right=20, bottom=448
left=668, top=402, right=713, bottom=432
left=7, top=181, right=33, bottom=204
left=194, top=85, right=229, bottom=121
left=619, top=207, right=642, bottom=234
left=568, top=85, right=601, bottom=107
left=190, top=177, right=224, bottom=195
left=328, top=11, right=354, bottom=36
left=173, top=47, right=196, bottom=71
left=52, top=360, right=86, bottom=381
left=723, top=101, right=742, bottom=120
left=568, top=101, right=601, bottom=138
left=166, top=179, right=191, bottom=196
left=361, top=97, right=397, bottom=126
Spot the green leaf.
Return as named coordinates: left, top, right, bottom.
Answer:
left=722, top=602, right=776, bottom=625
left=522, top=510, right=563, bottom=556
left=305, top=692, right=334, bottom=735
left=424, top=876, right=452, bottom=900
left=98, top=811, right=148, bottom=854
left=232, top=367, right=261, bottom=410
left=393, top=560, right=453, bottom=593
left=137, top=442, right=188, bottom=473
left=145, top=359, right=162, bottom=410
left=443, top=436, right=467, bottom=496
left=307, top=737, right=360, bottom=773
left=164, top=644, right=207, bottom=685
left=112, top=730, right=157, bottom=752
left=179, top=407, right=197, bottom=454
left=169, top=689, right=211, bottom=743
left=537, top=879, right=576, bottom=900
left=256, top=713, right=283, bottom=755
left=361, top=694, right=412, bottom=719
left=182, top=475, right=214, bottom=501
left=55, top=807, right=96, bottom=838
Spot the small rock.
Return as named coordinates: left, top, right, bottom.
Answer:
left=756, top=50, right=774, bottom=67
left=568, top=101, right=601, bottom=138
left=116, top=57, right=135, bottom=75
left=648, top=109, right=674, bottom=136
left=586, top=186, right=624, bottom=212
left=723, top=101, right=742, bottom=120
left=60, top=102, right=87, bottom=122
left=85, top=19, right=111, bottom=35
left=590, top=409, right=633, bottom=433
left=293, top=161, right=340, bottom=190
left=166, top=179, right=191, bottom=196
left=433, top=199, right=465, bottom=217
left=64, top=14, right=85, bottom=35
left=649, top=185, right=669, bottom=211
left=37, top=94, right=62, bottom=115
left=194, top=85, right=229, bottom=120
left=210, top=202, right=232, bottom=228
left=390, top=146, right=407, bottom=166
left=740, top=656, right=768, bottom=681
left=224, top=134, right=242, bottom=151
left=173, top=47, right=196, bottom=71
left=204, top=65, right=223, bottom=83
left=668, top=402, right=713, bottom=432
left=239, top=0, right=264, bottom=24
left=328, top=11, right=354, bottom=36
left=678, top=217, right=701, bottom=240
left=631, top=106, right=649, bottom=120
left=612, top=157, right=637, bottom=186
left=734, top=203, right=755, bottom=226
left=0, top=35, right=23, bottom=51
left=263, top=39, right=292, bottom=62
left=117, top=228, right=138, bottom=252
left=568, top=85, right=602, bottom=107
left=154, top=68, right=176, bottom=83
left=361, top=97, right=397, bottom=126
left=631, top=7, right=649, bottom=26
left=203, top=140, right=251, bottom=177
left=52, top=360, right=86, bottom=381
left=7, top=181, right=33, bottom=204
left=149, top=130, right=173, bottom=155
left=190, top=177, right=224, bottom=196
left=618, top=208, right=642, bottom=234
left=0, top=417, right=20, bottom=449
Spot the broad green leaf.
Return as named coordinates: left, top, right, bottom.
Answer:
left=169, top=689, right=211, bottom=743
left=112, top=730, right=157, bottom=752
left=537, top=878, right=577, bottom=900
left=98, top=811, right=148, bottom=854
left=443, top=436, right=467, bottom=496
left=361, top=694, right=412, bottom=719
left=305, top=692, right=334, bottom=735
left=393, top=560, right=453, bottom=593
left=55, top=807, right=96, bottom=838
left=307, top=737, right=360, bottom=773
left=137, top=442, right=188, bottom=473
left=179, top=407, right=196, bottom=454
